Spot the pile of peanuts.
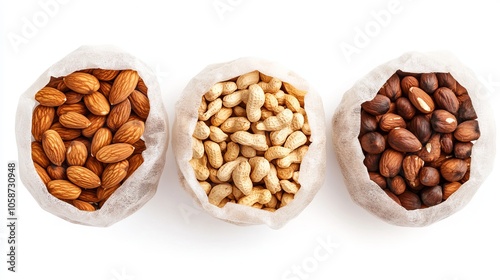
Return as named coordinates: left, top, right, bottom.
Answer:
left=190, top=71, right=311, bottom=211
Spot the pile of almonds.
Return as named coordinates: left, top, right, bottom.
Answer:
left=191, top=71, right=311, bottom=211
left=31, top=69, right=150, bottom=211
left=359, top=71, right=480, bottom=210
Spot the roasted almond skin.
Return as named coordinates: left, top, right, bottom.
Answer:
left=431, top=109, right=458, bottom=133
left=434, top=87, right=459, bottom=114
left=419, top=73, right=439, bottom=94
left=379, top=113, right=406, bottom=132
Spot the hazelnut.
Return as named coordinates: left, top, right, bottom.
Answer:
left=440, top=158, right=468, bottom=182
left=436, top=73, right=457, bottom=92
left=421, top=185, right=443, bottom=206
left=398, top=190, right=422, bottom=210
left=434, top=87, right=459, bottom=114
left=408, top=115, right=432, bottom=144
left=454, top=142, right=473, bottom=159
left=387, top=175, right=406, bottom=195
left=379, top=74, right=402, bottom=101
left=360, top=110, right=378, bottom=135
left=419, top=73, right=439, bottom=94
left=419, top=167, right=440, bottom=187
left=361, top=94, right=391, bottom=116
left=454, top=120, right=480, bottom=142
left=440, top=133, right=454, bottom=154
left=363, top=153, right=381, bottom=172
left=396, top=97, right=417, bottom=120
left=457, top=93, right=478, bottom=122
left=387, top=128, right=422, bottom=153
left=360, top=132, right=386, bottom=154
left=431, top=109, right=458, bottom=133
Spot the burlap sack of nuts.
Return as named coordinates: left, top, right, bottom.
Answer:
left=333, top=52, right=496, bottom=226
left=173, top=57, right=326, bottom=229
left=15, top=45, right=169, bottom=226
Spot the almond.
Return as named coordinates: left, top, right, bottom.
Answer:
left=361, top=94, right=391, bottom=116
left=443, top=182, right=461, bottom=200
left=407, top=115, right=432, bottom=144
left=387, top=175, right=406, bottom=195
left=419, top=73, right=438, bottom=94
left=63, top=72, right=100, bottom=94
left=91, top=128, right=113, bottom=157
left=66, top=140, right=88, bottom=166
left=457, top=93, right=478, bottom=122
left=417, top=133, right=441, bottom=162
left=379, top=148, right=404, bottom=178
left=35, top=87, right=67, bottom=106
left=112, top=120, right=145, bottom=144
left=387, top=128, right=422, bottom=152
left=46, top=165, right=66, bottom=180
left=78, top=189, right=100, bottom=203
left=92, top=69, right=120, bottom=81
left=109, top=70, right=139, bottom=105
left=440, top=133, right=454, bottom=154
left=66, top=166, right=101, bottom=189
left=434, top=87, right=459, bottom=114
left=85, top=156, right=104, bottom=177
left=430, top=109, right=457, bottom=133
left=136, top=78, right=148, bottom=95
left=64, top=91, right=83, bottom=104
left=131, top=139, right=146, bottom=154
left=34, top=162, right=51, bottom=185
left=402, top=155, right=424, bottom=188
left=379, top=113, right=406, bottom=132
left=83, top=91, right=110, bottom=116
left=31, top=105, right=55, bottom=141
left=360, top=110, right=378, bottom=134
left=440, top=158, right=468, bottom=182
left=419, top=167, right=440, bottom=187
left=400, top=76, right=419, bottom=95
left=72, top=200, right=96, bottom=211
left=436, top=73, right=457, bottom=92
left=81, top=114, right=106, bottom=138
left=454, top=120, right=480, bottom=142
left=42, top=129, right=66, bottom=166
left=99, top=81, right=112, bottom=97
left=395, top=97, right=416, bottom=120
left=31, top=141, right=51, bottom=168
left=59, top=112, right=91, bottom=129
left=369, top=172, right=386, bottom=189
left=101, top=160, right=129, bottom=188
left=50, top=122, right=81, bottom=141
left=363, top=153, right=381, bottom=172
left=96, top=143, right=135, bottom=163
left=47, top=180, right=82, bottom=200
left=129, top=90, right=150, bottom=119
left=96, top=184, right=120, bottom=201
left=57, top=102, right=88, bottom=116
left=384, top=189, right=401, bottom=205
left=107, top=99, right=131, bottom=131
left=408, top=87, right=435, bottom=114
left=125, top=154, right=144, bottom=179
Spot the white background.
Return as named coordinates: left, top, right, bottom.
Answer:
left=1, top=1, right=500, bottom=279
